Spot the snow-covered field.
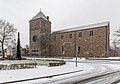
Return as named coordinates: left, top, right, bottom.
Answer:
left=1, top=57, right=120, bottom=84
left=0, top=59, right=87, bottom=83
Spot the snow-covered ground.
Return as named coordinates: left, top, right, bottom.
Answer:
left=0, top=60, right=89, bottom=83
left=1, top=57, right=120, bottom=84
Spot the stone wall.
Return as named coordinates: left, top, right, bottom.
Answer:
left=29, top=18, right=51, bottom=57
left=51, top=26, right=109, bottom=58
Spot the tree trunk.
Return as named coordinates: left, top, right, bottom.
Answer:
left=1, top=43, right=5, bottom=60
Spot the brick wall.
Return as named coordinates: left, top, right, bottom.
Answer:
left=29, top=18, right=51, bottom=57
left=51, top=26, right=109, bottom=58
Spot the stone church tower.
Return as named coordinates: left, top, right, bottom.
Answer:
left=29, top=11, right=51, bottom=57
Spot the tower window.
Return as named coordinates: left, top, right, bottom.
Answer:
left=90, top=31, right=93, bottom=36
left=79, top=32, right=82, bottom=37
left=69, top=34, right=72, bottom=38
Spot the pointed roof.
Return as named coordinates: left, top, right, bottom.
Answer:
left=30, top=11, right=48, bottom=21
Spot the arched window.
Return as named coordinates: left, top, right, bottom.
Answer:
left=69, top=33, right=72, bottom=38
left=90, top=31, right=93, bottom=36
left=79, top=32, right=82, bottom=37
left=78, top=46, right=80, bottom=52
left=61, top=46, right=64, bottom=54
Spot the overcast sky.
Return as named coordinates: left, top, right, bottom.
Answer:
left=0, top=0, right=120, bottom=47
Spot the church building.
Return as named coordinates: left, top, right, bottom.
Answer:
left=29, top=11, right=110, bottom=58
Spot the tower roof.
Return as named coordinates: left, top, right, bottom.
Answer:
left=30, top=11, right=48, bottom=21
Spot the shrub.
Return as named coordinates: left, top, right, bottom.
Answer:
left=0, top=56, right=27, bottom=60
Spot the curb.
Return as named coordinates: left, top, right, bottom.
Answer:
left=1, top=69, right=83, bottom=84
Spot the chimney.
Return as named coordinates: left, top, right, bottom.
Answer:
left=47, top=16, right=49, bottom=20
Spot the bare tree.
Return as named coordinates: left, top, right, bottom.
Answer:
left=112, top=26, right=120, bottom=56
left=6, top=38, right=17, bottom=56
left=112, top=37, right=119, bottom=56
left=114, top=26, right=120, bottom=36
left=0, top=19, right=17, bottom=60
left=113, top=26, right=120, bottom=44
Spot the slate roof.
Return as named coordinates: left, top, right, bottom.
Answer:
left=30, top=11, right=48, bottom=21
left=52, top=22, right=109, bottom=34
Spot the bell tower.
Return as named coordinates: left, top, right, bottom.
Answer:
left=29, top=11, right=51, bottom=57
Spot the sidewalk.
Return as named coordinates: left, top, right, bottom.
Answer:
left=0, top=62, right=88, bottom=83
left=3, top=69, right=83, bottom=83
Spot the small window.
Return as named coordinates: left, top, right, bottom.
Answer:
left=79, top=32, right=82, bottom=37
left=90, top=31, right=91, bottom=36
left=69, top=34, right=72, bottom=38
left=61, top=35, right=64, bottom=39
left=78, top=46, right=80, bottom=52
left=92, top=31, right=93, bottom=36
left=53, top=36, right=56, bottom=40
left=90, top=31, right=93, bottom=36
left=61, top=46, right=64, bottom=54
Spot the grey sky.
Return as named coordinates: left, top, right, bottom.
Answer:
left=0, top=0, right=120, bottom=47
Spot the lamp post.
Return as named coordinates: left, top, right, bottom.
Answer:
left=61, top=42, right=69, bottom=60
left=61, top=45, right=64, bottom=60
left=75, top=44, right=77, bottom=67
left=62, top=42, right=78, bottom=67
left=62, top=50, right=65, bottom=60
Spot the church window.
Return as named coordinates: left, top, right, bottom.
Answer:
left=79, top=32, right=82, bottom=37
left=90, top=31, right=93, bottom=36
left=78, top=46, right=80, bottom=54
left=78, top=46, right=80, bottom=52
left=61, top=46, right=64, bottom=54
left=69, top=33, right=72, bottom=38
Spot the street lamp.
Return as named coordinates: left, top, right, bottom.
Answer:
left=75, top=44, right=78, bottom=67
left=61, top=45, right=64, bottom=60
left=62, top=42, right=78, bottom=67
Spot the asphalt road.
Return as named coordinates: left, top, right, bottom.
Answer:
left=42, top=60, right=120, bottom=84
left=11, top=60, right=120, bottom=84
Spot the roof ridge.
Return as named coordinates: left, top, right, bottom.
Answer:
left=52, top=21, right=109, bottom=34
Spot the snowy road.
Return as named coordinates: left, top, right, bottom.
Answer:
left=41, top=62, right=118, bottom=84
left=2, top=59, right=120, bottom=84
left=18, top=60, right=120, bottom=84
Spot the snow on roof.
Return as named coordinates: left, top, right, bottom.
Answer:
left=30, top=11, right=48, bottom=21
left=53, top=22, right=109, bottom=34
